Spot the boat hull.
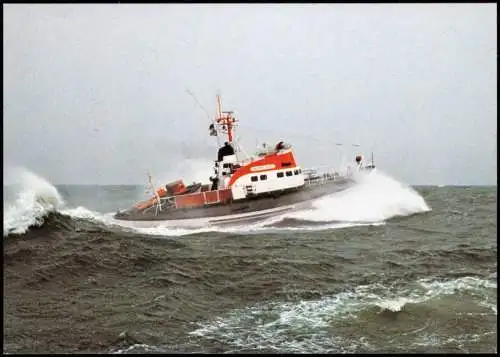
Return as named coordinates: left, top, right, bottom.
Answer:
left=113, top=177, right=354, bottom=225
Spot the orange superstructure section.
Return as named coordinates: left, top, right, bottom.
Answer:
left=174, top=192, right=205, bottom=208
left=204, top=191, right=220, bottom=204
left=217, top=188, right=232, bottom=203
left=174, top=188, right=232, bottom=209
left=228, top=151, right=298, bottom=186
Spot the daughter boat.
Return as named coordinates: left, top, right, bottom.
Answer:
left=114, top=95, right=375, bottom=226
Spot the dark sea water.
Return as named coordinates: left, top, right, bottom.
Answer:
left=3, top=169, right=497, bottom=354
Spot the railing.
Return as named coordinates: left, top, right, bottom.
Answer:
left=141, top=196, right=176, bottom=216
left=303, top=165, right=353, bottom=186
left=304, top=174, right=338, bottom=186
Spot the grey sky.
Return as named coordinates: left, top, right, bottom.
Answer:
left=3, top=4, right=497, bottom=185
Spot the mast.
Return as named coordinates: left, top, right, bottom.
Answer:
left=216, top=94, right=222, bottom=119
left=215, top=94, right=237, bottom=144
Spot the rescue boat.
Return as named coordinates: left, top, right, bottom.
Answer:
left=113, top=94, right=375, bottom=226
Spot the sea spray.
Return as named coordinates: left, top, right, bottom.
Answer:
left=284, top=169, right=431, bottom=223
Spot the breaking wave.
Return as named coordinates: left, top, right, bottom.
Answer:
left=283, top=169, right=431, bottom=224
left=3, top=168, right=66, bottom=236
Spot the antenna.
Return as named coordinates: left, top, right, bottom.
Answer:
left=186, top=89, right=212, bottom=123
left=186, top=88, right=221, bottom=147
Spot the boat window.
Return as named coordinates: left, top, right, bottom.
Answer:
left=277, top=172, right=284, bottom=178
left=260, top=174, right=267, bottom=180
left=286, top=171, right=293, bottom=177
left=281, top=162, right=292, bottom=167
left=299, top=169, right=302, bottom=174
left=294, top=169, right=299, bottom=175
left=251, top=176, right=258, bottom=182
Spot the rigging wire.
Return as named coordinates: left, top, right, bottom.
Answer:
left=236, top=123, right=362, bottom=149
left=185, top=88, right=221, bottom=148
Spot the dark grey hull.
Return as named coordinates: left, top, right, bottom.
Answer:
left=114, top=177, right=355, bottom=222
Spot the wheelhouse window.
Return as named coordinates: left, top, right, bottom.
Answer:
left=260, top=174, right=267, bottom=180
left=294, top=169, right=299, bottom=175
left=251, top=176, right=258, bottom=182
left=286, top=171, right=293, bottom=177
left=277, top=172, right=284, bottom=178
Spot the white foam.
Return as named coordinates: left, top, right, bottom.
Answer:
left=374, top=297, right=415, bottom=312
left=59, top=207, right=209, bottom=236
left=112, top=343, right=162, bottom=354
left=61, top=206, right=107, bottom=221
left=413, top=331, right=496, bottom=352
left=418, top=276, right=498, bottom=294
left=3, top=167, right=66, bottom=236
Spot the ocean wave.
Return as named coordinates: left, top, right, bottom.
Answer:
left=189, top=275, right=497, bottom=353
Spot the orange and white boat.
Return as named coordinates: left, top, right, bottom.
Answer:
left=114, top=94, right=375, bottom=226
